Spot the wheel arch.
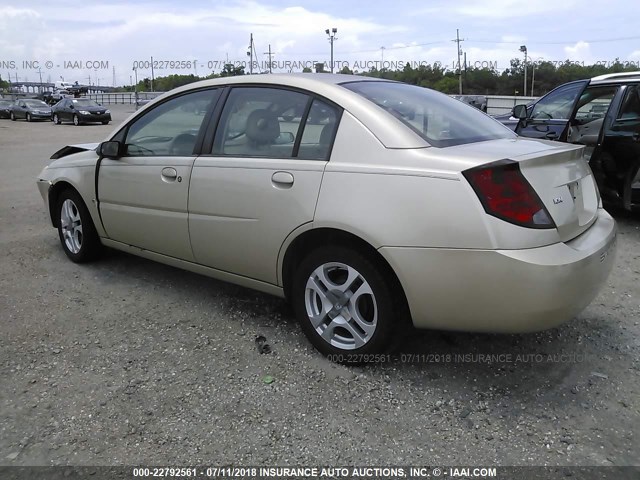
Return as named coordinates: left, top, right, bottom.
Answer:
left=280, top=227, right=411, bottom=325
left=48, top=181, right=79, bottom=227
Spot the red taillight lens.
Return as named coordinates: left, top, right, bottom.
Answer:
left=463, top=160, right=555, bottom=229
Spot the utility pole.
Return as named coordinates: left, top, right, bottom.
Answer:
left=37, top=68, right=43, bottom=92
left=453, top=29, right=464, bottom=94
left=380, top=46, right=385, bottom=66
left=150, top=56, right=154, bottom=92
left=112, top=66, right=116, bottom=87
left=264, top=44, right=274, bottom=73
left=247, top=33, right=254, bottom=74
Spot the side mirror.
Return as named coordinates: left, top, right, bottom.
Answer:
left=69, top=104, right=74, bottom=109
left=513, top=104, right=528, bottom=119
left=275, top=132, right=295, bottom=144
left=98, top=141, right=121, bottom=159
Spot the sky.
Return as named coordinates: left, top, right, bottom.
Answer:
left=1, top=0, right=639, bottom=87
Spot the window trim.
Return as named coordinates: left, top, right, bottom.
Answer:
left=110, top=87, right=223, bottom=156
left=203, top=84, right=344, bottom=161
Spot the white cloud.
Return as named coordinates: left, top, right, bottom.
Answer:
left=564, top=41, right=593, bottom=63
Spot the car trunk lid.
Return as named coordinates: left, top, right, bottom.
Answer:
left=513, top=143, right=599, bottom=242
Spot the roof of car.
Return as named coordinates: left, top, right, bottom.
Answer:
left=590, top=71, right=640, bottom=85
left=131, top=73, right=426, bottom=149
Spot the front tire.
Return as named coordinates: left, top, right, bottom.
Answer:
left=292, top=246, right=395, bottom=359
left=73, top=114, right=80, bottom=126
left=26, top=113, right=32, bottom=122
left=56, top=189, right=101, bottom=263
left=10, top=112, right=15, bottom=121
left=53, top=113, right=61, bottom=125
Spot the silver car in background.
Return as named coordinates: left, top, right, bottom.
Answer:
left=36, top=74, right=616, bottom=359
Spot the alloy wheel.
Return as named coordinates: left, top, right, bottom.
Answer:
left=60, top=199, right=83, bottom=254
left=304, top=262, right=377, bottom=350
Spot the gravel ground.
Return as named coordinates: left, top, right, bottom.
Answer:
left=0, top=105, right=638, bottom=469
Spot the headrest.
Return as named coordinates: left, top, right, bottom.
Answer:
left=245, top=109, right=280, bottom=145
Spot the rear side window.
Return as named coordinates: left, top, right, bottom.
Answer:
left=212, top=87, right=340, bottom=160
left=298, top=99, right=339, bottom=160
left=574, top=86, right=618, bottom=123
left=617, top=85, right=640, bottom=120
left=342, top=81, right=514, bottom=147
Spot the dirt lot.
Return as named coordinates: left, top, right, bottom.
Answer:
left=0, top=105, right=638, bottom=469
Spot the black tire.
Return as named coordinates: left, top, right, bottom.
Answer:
left=73, top=114, right=80, bottom=126
left=101, top=120, right=109, bottom=125
left=10, top=112, right=15, bottom=121
left=53, top=113, right=61, bottom=125
left=56, top=189, right=101, bottom=263
left=26, top=113, right=32, bottom=122
left=291, top=246, right=395, bottom=360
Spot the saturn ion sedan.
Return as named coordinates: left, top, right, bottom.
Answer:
left=36, top=74, right=617, bottom=357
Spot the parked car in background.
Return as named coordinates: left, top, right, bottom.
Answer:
left=51, top=98, right=111, bottom=125
left=452, top=94, right=488, bottom=112
left=499, top=72, right=640, bottom=209
left=10, top=99, right=52, bottom=121
left=0, top=99, right=12, bottom=119
left=36, top=74, right=616, bottom=358
left=50, top=90, right=72, bottom=104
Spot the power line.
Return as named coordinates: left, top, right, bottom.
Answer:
left=468, top=35, right=640, bottom=45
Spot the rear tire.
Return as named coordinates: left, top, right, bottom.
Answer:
left=291, top=246, right=395, bottom=360
left=53, top=113, right=61, bottom=125
left=73, top=114, right=80, bottom=126
left=56, top=189, right=101, bottom=263
left=101, top=121, right=109, bottom=125
left=10, top=112, right=16, bottom=121
left=26, top=113, right=32, bottom=122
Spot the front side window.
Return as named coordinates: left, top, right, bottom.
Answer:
left=343, top=81, right=514, bottom=147
left=531, top=82, right=584, bottom=120
left=124, top=89, right=218, bottom=156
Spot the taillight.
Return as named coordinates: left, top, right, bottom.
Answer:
left=463, top=159, right=555, bottom=229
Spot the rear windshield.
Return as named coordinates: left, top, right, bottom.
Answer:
left=342, top=81, right=515, bottom=147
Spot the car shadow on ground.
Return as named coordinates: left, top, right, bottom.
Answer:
left=86, top=245, right=628, bottom=405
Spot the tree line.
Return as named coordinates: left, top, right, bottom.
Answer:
left=120, top=58, right=640, bottom=97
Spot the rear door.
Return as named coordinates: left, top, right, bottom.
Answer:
left=517, top=80, right=588, bottom=141
left=188, top=86, right=341, bottom=284
left=601, top=84, right=640, bottom=208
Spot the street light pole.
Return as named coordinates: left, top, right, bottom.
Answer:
left=520, top=45, right=527, bottom=97
left=325, top=27, right=338, bottom=73
left=530, top=57, right=544, bottom=97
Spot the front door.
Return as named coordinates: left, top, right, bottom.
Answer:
left=98, top=88, right=220, bottom=260
left=517, top=80, right=588, bottom=141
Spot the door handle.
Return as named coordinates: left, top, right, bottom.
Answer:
left=161, top=167, right=178, bottom=182
left=545, top=131, right=558, bottom=140
left=272, top=171, right=294, bottom=188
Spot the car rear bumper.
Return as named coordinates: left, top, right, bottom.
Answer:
left=379, top=209, right=617, bottom=333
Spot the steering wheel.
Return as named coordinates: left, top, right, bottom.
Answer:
left=168, top=133, right=196, bottom=156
